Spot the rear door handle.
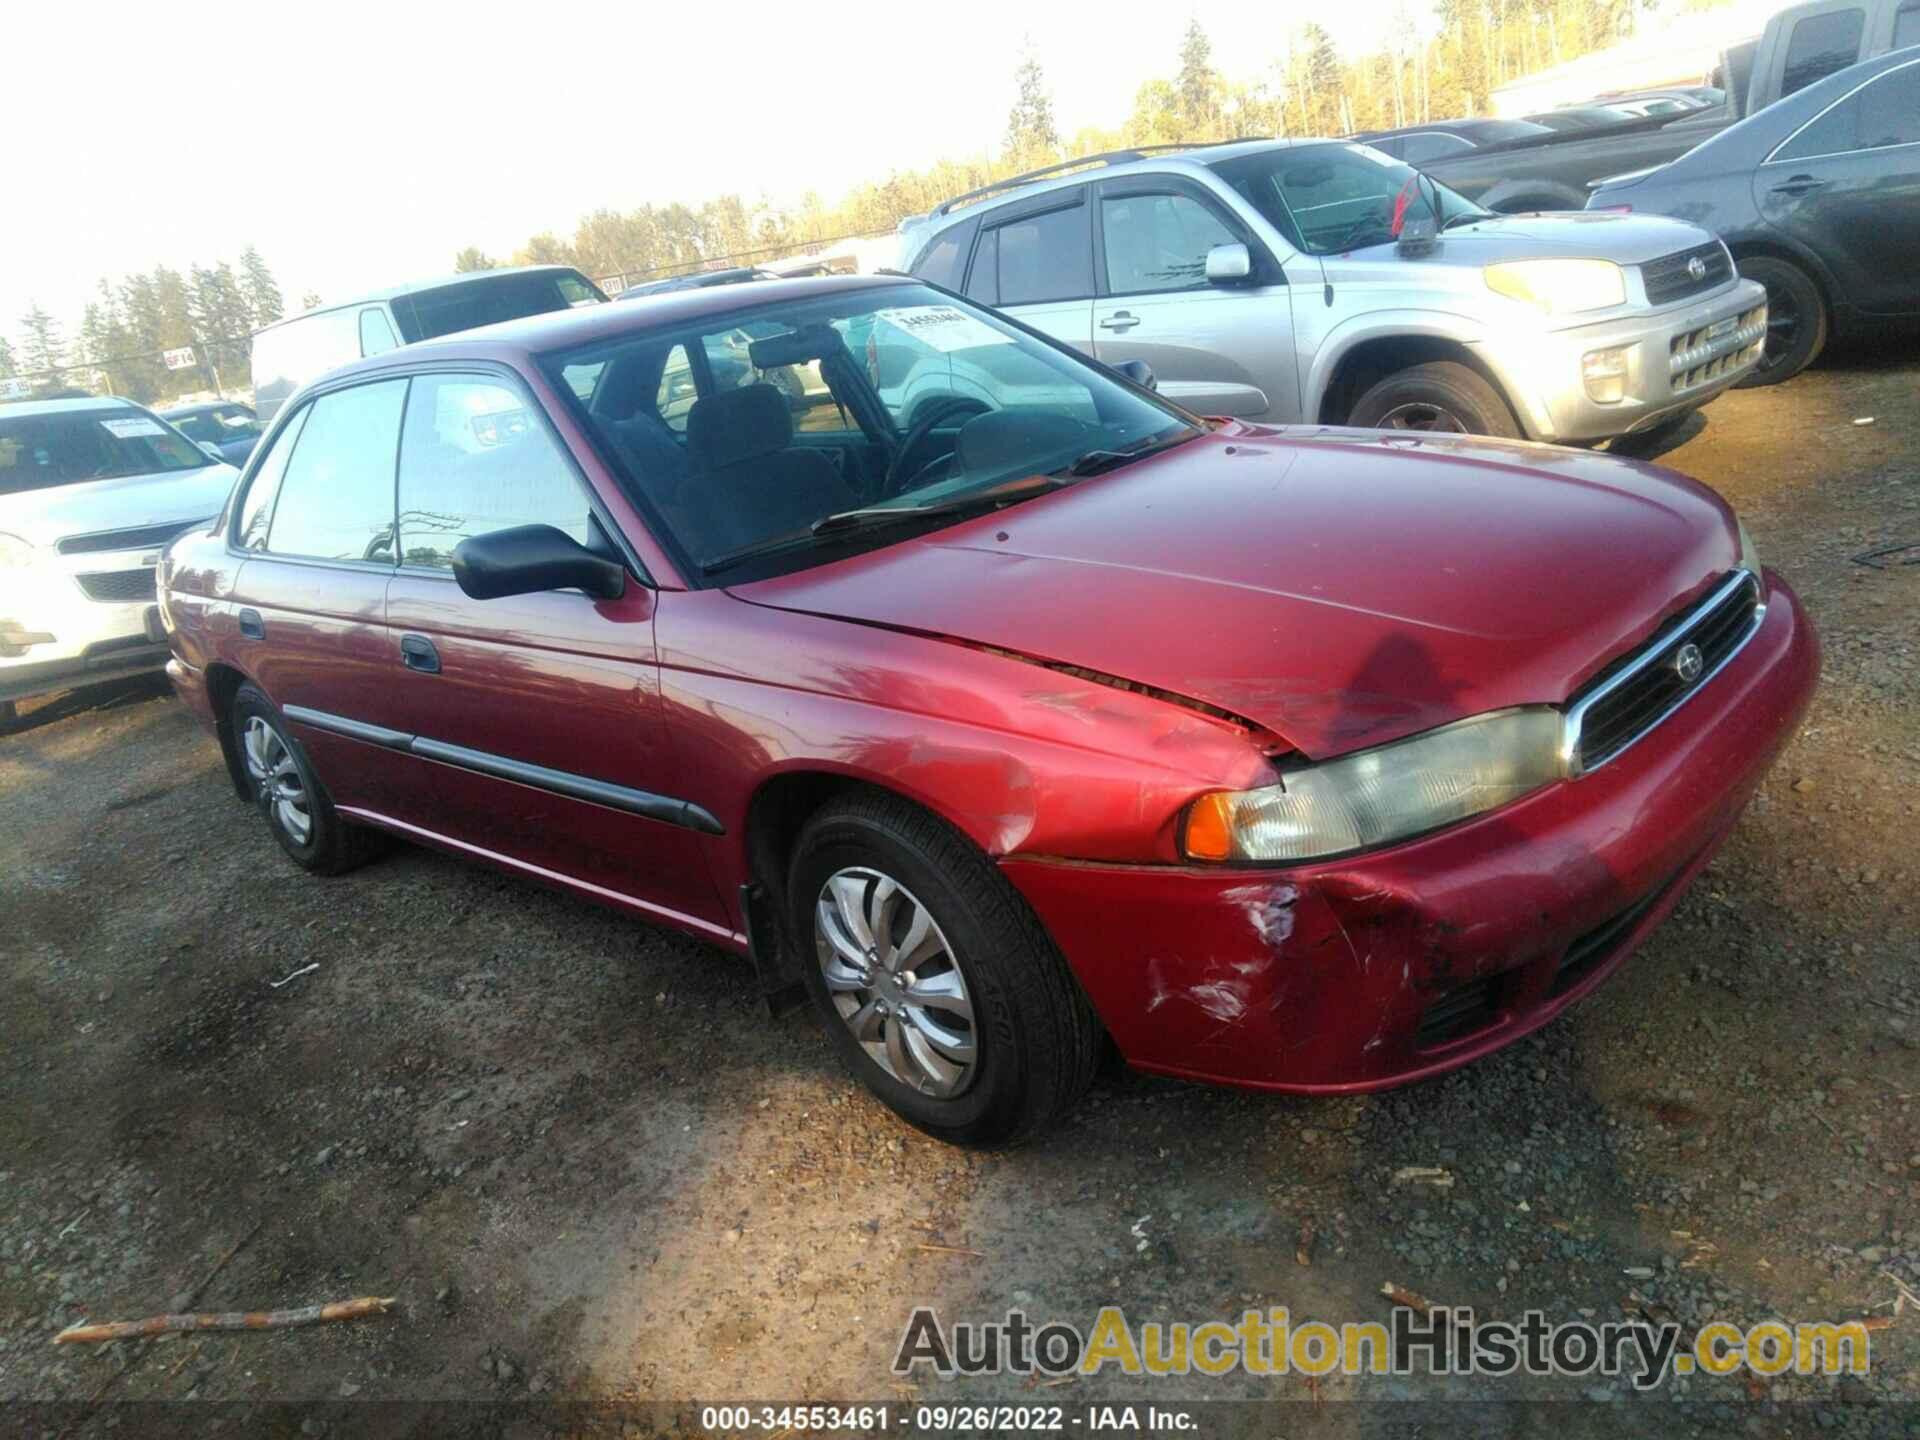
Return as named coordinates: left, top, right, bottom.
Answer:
left=1769, top=175, right=1830, bottom=197
left=237, top=607, right=264, bottom=640
left=399, top=634, right=440, bottom=674
left=1099, top=311, right=1140, bottom=331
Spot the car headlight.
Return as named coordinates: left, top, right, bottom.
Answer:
left=0, top=531, right=32, bottom=569
left=1484, top=259, right=1626, bottom=314
left=1737, top=517, right=1761, bottom=577
left=1183, top=707, right=1564, bottom=863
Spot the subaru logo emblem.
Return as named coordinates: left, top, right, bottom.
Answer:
left=1673, top=642, right=1705, bottom=684
left=1687, top=255, right=1707, bottom=281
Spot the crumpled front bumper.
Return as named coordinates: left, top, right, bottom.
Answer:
left=1001, top=571, right=1818, bottom=1092
left=1480, top=278, right=1768, bottom=444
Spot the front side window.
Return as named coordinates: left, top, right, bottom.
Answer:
left=1782, top=9, right=1866, bottom=98
left=396, top=374, right=592, bottom=569
left=991, top=204, right=1093, bottom=305
left=1211, top=144, right=1484, bottom=255
left=539, top=283, right=1198, bottom=584
left=234, top=406, right=311, bottom=551
left=1100, top=193, right=1239, bottom=295
left=265, top=379, right=407, bottom=562
left=359, top=308, right=399, bottom=356
left=0, top=407, right=212, bottom=495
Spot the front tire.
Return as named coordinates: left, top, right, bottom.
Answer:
left=1733, top=255, right=1828, bottom=387
left=231, top=683, right=386, bottom=875
left=1347, top=361, right=1522, bottom=438
left=789, top=790, right=1100, bottom=1146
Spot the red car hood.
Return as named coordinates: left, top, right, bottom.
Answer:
left=729, top=427, right=1740, bottom=759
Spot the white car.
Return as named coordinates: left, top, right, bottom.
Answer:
left=0, top=398, right=238, bottom=727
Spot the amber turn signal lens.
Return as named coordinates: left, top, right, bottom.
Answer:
left=1183, top=792, right=1237, bottom=862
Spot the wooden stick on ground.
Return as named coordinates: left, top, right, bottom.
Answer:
left=55, top=1296, right=395, bottom=1345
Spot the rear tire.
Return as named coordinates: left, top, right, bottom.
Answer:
left=1733, top=255, right=1827, bottom=387
left=788, top=789, right=1100, bottom=1147
left=231, top=683, right=387, bottom=875
left=1347, top=361, right=1522, bottom=438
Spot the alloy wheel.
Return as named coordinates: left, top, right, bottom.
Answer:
left=1374, top=402, right=1467, bottom=432
left=1760, top=284, right=1800, bottom=374
left=814, top=867, right=977, bottom=1097
left=242, top=715, right=312, bottom=845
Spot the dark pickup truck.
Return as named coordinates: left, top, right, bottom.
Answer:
left=1410, top=0, right=1918, bottom=211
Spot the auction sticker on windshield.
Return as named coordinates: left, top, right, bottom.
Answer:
left=877, top=306, right=1014, bottom=353
left=100, top=417, right=167, bottom=439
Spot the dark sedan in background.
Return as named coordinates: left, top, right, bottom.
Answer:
left=160, top=400, right=263, bottom=467
left=1590, top=47, right=1920, bottom=384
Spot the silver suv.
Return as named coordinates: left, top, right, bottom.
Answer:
left=899, top=139, right=1766, bottom=443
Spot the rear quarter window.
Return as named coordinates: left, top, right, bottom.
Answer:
left=1782, top=8, right=1866, bottom=97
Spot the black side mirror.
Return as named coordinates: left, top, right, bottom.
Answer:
left=451, top=524, right=626, bottom=601
left=1114, top=358, right=1158, bottom=391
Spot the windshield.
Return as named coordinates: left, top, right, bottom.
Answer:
left=0, top=408, right=212, bottom=495
left=1210, top=143, right=1485, bottom=256
left=396, top=270, right=605, bottom=342
left=540, top=283, right=1199, bottom=582
left=166, top=406, right=261, bottom=445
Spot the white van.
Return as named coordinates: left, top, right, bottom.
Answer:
left=251, top=266, right=606, bottom=421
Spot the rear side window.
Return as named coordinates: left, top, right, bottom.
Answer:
left=234, top=406, right=311, bottom=551
left=396, top=374, right=593, bottom=569
left=1781, top=9, right=1866, bottom=98
left=265, top=379, right=408, bottom=562
left=358, top=308, right=398, bottom=356
left=1898, top=2, right=1920, bottom=48
left=964, top=229, right=999, bottom=305
left=1399, top=133, right=1474, bottom=163
left=911, top=229, right=968, bottom=289
left=992, top=204, right=1092, bottom=305
left=1777, top=62, right=1920, bottom=158
left=396, top=272, right=589, bottom=342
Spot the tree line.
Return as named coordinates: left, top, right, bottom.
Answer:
left=1, top=248, right=291, bottom=404
left=461, top=0, right=1668, bottom=284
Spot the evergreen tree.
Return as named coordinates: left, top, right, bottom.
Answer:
left=1004, top=49, right=1059, bottom=161
left=1177, top=20, right=1221, bottom=135
left=239, top=246, right=284, bottom=328
left=18, top=305, right=64, bottom=383
left=453, top=246, right=497, bottom=273
left=0, top=335, right=15, bottom=379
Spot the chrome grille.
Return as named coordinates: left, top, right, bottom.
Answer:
left=57, top=518, right=211, bottom=556
left=1641, top=242, right=1733, bottom=306
left=1566, top=571, right=1764, bottom=773
left=76, top=568, right=158, bottom=603
left=1670, top=307, right=1767, bottom=392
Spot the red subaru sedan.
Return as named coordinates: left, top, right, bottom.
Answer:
left=159, top=277, right=1817, bottom=1145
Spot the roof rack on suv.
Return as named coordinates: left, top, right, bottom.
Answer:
left=930, top=138, right=1273, bottom=217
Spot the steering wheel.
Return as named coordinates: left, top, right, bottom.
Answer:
left=881, top=397, right=989, bottom=497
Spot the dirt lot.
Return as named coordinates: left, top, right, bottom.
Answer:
left=2, top=346, right=1917, bottom=1436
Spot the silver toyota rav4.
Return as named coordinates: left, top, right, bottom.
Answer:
left=899, top=138, right=1766, bottom=443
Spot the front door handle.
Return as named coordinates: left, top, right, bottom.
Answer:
left=237, top=607, right=264, bottom=640
left=399, top=634, right=440, bottom=675
left=1099, top=311, right=1140, bottom=331
left=1769, top=175, right=1830, bottom=197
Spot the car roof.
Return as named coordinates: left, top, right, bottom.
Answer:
left=0, top=396, right=143, bottom=420
left=921, top=138, right=1347, bottom=232
left=257, top=264, right=589, bottom=331
left=319, top=273, right=918, bottom=377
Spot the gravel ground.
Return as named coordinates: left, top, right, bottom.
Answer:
left=1, top=345, right=1916, bottom=1436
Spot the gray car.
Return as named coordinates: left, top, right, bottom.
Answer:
left=900, top=139, right=1766, bottom=442
left=1589, top=47, right=1920, bottom=385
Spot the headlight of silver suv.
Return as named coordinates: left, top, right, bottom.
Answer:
left=1485, top=259, right=1626, bottom=315
left=1183, top=708, right=1564, bottom=863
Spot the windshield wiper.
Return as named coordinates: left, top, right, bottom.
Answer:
left=700, top=474, right=1069, bottom=578
left=1055, top=429, right=1201, bottom=478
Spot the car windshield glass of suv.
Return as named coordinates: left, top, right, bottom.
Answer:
left=541, top=283, right=1199, bottom=581
left=0, top=408, right=211, bottom=494
left=1211, top=144, right=1483, bottom=255
left=397, top=271, right=603, bottom=342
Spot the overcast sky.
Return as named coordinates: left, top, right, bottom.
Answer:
left=4, top=0, right=1410, bottom=345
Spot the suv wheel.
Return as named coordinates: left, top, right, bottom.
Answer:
left=1347, top=361, right=1521, bottom=438
left=788, top=789, right=1101, bottom=1147
left=1733, top=256, right=1827, bottom=388
left=231, top=683, right=387, bottom=875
